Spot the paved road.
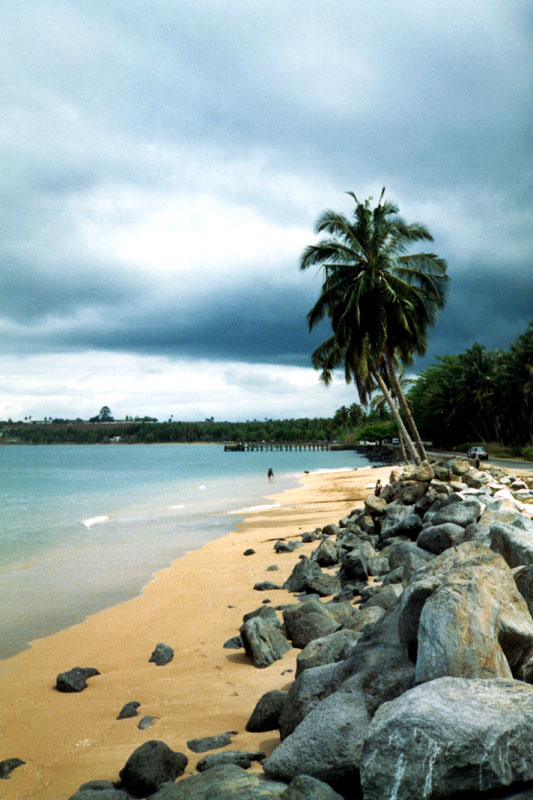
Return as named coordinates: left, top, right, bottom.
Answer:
left=427, top=450, right=533, bottom=473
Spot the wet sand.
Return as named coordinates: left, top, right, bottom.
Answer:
left=0, top=465, right=391, bottom=799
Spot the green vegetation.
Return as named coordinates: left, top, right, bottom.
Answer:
left=300, top=189, right=448, bottom=464
left=408, top=321, right=533, bottom=453
left=0, top=404, right=392, bottom=445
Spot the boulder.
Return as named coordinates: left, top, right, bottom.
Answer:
left=254, top=581, right=282, bottom=591
left=55, top=667, right=100, bottom=693
left=68, top=783, right=128, bottom=800
left=448, top=457, right=471, bottom=476
left=413, top=460, right=435, bottom=482
left=223, top=635, right=244, bottom=650
left=239, top=616, right=291, bottom=668
left=295, top=628, right=361, bottom=676
left=398, top=543, right=533, bottom=684
left=119, top=740, right=188, bottom=797
left=429, top=498, right=483, bottom=528
left=196, top=750, right=266, bottom=772
left=283, top=556, right=340, bottom=597
left=491, top=523, right=533, bottom=568
left=311, top=538, right=339, bottom=567
left=416, top=522, right=466, bottom=554
left=282, top=599, right=340, bottom=649
left=279, top=662, right=342, bottom=739
left=360, top=677, right=533, bottom=800
left=364, top=495, right=387, bottom=516
left=514, top=565, right=533, bottom=617
left=279, top=774, right=344, bottom=799
left=149, top=643, right=174, bottom=666
left=274, top=540, right=300, bottom=553
left=322, top=523, right=341, bottom=537
left=149, top=764, right=288, bottom=799
left=242, top=606, right=280, bottom=626
left=246, top=689, right=288, bottom=732
left=362, top=583, right=403, bottom=611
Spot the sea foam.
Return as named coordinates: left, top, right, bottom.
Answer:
left=82, top=515, right=110, bottom=529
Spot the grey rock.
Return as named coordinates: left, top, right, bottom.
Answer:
left=282, top=599, right=340, bottom=649
left=491, top=522, right=533, bottom=568
left=138, top=715, right=156, bottom=730
left=279, top=662, right=341, bottom=739
left=242, top=606, right=280, bottom=627
left=55, top=667, right=100, bottom=692
left=367, top=554, right=390, bottom=575
left=413, top=461, right=435, bottom=482
left=514, top=565, right=533, bottom=618
left=119, top=740, right=188, bottom=796
left=149, top=764, right=288, bottom=799
left=321, top=523, right=341, bottom=537
left=416, top=522, right=466, bottom=554
left=381, top=566, right=403, bottom=585
left=283, top=556, right=339, bottom=597
left=400, top=542, right=533, bottom=684
left=448, top=457, right=471, bottom=476
left=362, top=583, right=403, bottom=610
left=386, top=541, right=434, bottom=572
left=246, top=689, right=288, bottom=732
left=243, top=548, right=255, bottom=556
left=239, top=616, right=291, bottom=668
left=311, top=538, right=339, bottom=567
left=223, top=635, right=244, bottom=649
left=254, top=581, right=282, bottom=591
left=279, top=774, right=345, bottom=799
left=341, top=604, right=385, bottom=633
left=301, top=529, right=320, bottom=543
left=149, top=643, right=174, bottom=666
left=274, top=540, right=300, bottom=553
left=197, top=750, right=266, bottom=772
left=266, top=564, right=279, bottom=571
left=0, top=758, right=25, bottom=779
left=360, top=677, right=533, bottom=800
left=295, top=628, right=361, bottom=676
left=430, top=499, right=483, bottom=528
left=187, top=731, right=237, bottom=753
left=117, top=701, right=140, bottom=719
left=68, top=786, right=128, bottom=800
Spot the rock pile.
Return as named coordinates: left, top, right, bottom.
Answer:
left=65, top=457, right=533, bottom=799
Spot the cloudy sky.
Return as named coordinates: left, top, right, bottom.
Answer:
left=1, top=1, right=531, bottom=422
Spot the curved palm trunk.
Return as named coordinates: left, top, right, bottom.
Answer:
left=385, top=354, right=427, bottom=462
left=372, top=368, right=420, bottom=465
left=398, top=431, right=408, bottom=463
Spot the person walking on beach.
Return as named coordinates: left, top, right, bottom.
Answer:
left=374, top=478, right=382, bottom=497
left=267, top=468, right=274, bottom=480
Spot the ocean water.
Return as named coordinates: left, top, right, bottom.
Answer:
left=0, top=443, right=374, bottom=660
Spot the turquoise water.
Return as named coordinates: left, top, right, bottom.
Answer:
left=0, top=444, right=373, bottom=660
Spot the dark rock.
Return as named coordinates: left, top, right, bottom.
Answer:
left=295, top=628, right=361, bottom=676
left=274, top=540, right=300, bottom=553
left=280, top=774, right=345, bottom=799
left=278, top=662, right=342, bottom=739
left=239, top=615, right=292, bottom=668
left=187, top=731, right=237, bottom=753
left=362, top=583, right=403, bottom=610
left=311, top=538, right=339, bottom=567
left=149, top=643, right=174, bottom=666
left=242, top=606, right=280, bottom=626
left=119, top=740, right=188, bottom=796
left=55, top=667, right=100, bottom=692
left=196, top=750, right=266, bottom=772
left=338, top=547, right=372, bottom=584
left=243, top=548, right=255, bottom=556
left=360, top=677, right=533, bottom=800
left=429, top=498, right=483, bottom=528
left=282, top=599, right=340, bottom=649
left=514, top=565, right=533, bottom=617
left=262, top=598, right=271, bottom=604
left=321, top=523, right=341, bottom=537
left=148, top=763, right=288, bottom=799
left=68, top=784, right=129, bottom=800
left=302, top=529, right=320, bottom=542
left=254, top=581, right=282, bottom=591
left=0, top=758, right=25, bottom=779
left=223, top=635, right=243, bottom=650
left=416, top=521, right=466, bottom=554
left=266, top=564, right=279, bottom=571
left=246, top=689, right=288, bottom=732
left=117, top=701, right=141, bottom=719
left=283, top=556, right=339, bottom=597
left=138, top=715, right=156, bottom=730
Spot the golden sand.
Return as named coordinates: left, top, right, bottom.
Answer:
left=0, top=466, right=391, bottom=800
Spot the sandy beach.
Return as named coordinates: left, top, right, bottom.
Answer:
left=0, top=465, right=391, bottom=800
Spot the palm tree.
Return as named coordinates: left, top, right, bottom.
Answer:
left=301, top=189, right=449, bottom=463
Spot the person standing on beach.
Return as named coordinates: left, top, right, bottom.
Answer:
left=267, top=468, right=274, bottom=480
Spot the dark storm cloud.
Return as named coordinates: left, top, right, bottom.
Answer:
left=0, top=0, right=531, bottom=379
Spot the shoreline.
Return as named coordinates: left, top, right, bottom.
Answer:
left=0, top=465, right=390, bottom=800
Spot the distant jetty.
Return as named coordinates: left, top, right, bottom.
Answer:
left=224, top=442, right=359, bottom=452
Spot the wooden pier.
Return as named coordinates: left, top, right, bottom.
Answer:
left=223, top=442, right=357, bottom=452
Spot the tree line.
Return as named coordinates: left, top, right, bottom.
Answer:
left=1, top=405, right=389, bottom=445
left=407, top=322, right=533, bottom=454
